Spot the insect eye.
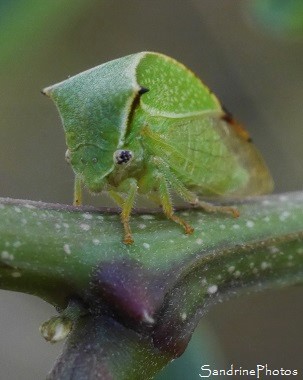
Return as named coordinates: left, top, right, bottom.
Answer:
left=92, top=157, right=98, bottom=164
left=65, top=149, right=71, bottom=164
left=114, top=150, right=133, bottom=165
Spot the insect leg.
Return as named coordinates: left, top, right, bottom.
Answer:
left=108, top=190, right=125, bottom=207
left=73, top=175, right=83, bottom=206
left=154, top=157, right=239, bottom=218
left=111, top=179, right=138, bottom=245
left=157, top=172, right=194, bottom=235
left=153, top=157, right=197, bottom=202
left=192, top=199, right=239, bottom=217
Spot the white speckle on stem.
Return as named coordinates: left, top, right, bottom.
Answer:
left=93, top=239, right=100, bottom=245
left=233, top=271, right=241, bottom=278
left=262, top=199, right=271, bottom=205
left=227, top=265, right=235, bottom=274
left=14, top=207, right=21, bottom=213
left=279, top=211, right=290, bottom=221
left=207, top=285, right=218, bottom=294
left=140, top=214, right=155, bottom=220
left=138, top=223, right=147, bottom=229
left=261, top=262, right=271, bottom=270
left=82, top=213, right=92, bottom=220
left=195, top=238, right=203, bottom=245
left=1, top=251, right=14, bottom=260
left=232, top=224, right=240, bottom=230
left=246, top=220, right=254, bottom=228
left=24, top=204, right=36, bottom=209
left=142, top=310, right=154, bottom=324
left=269, top=246, right=279, bottom=254
left=63, top=244, right=71, bottom=255
left=180, top=312, right=187, bottom=321
left=13, top=241, right=21, bottom=248
left=80, top=223, right=90, bottom=231
left=219, top=224, right=226, bottom=230
left=143, top=243, right=150, bottom=249
left=11, top=272, right=21, bottom=278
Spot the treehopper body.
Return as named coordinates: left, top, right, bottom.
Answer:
left=43, top=52, right=273, bottom=244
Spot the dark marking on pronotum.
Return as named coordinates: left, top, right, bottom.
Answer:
left=138, top=86, right=149, bottom=95
left=222, top=105, right=234, bottom=123
left=222, top=105, right=252, bottom=143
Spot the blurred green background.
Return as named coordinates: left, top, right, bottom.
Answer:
left=0, top=1, right=302, bottom=379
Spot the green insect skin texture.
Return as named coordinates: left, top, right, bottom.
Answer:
left=44, top=52, right=273, bottom=243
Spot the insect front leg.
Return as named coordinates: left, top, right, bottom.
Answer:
left=73, top=175, right=83, bottom=206
left=155, top=171, right=194, bottom=235
left=109, top=178, right=138, bottom=245
left=153, top=157, right=239, bottom=218
left=108, top=190, right=125, bottom=208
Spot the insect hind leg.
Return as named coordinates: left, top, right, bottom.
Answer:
left=192, top=199, right=239, bottom=218
left=153, top=156, right=239, bottom=218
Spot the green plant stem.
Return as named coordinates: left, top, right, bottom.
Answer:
left=1, top=192, right=303, bottom=379
left=47, top=314, right=171, bottom=380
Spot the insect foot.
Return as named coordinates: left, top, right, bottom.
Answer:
left=227, top=206, right=240, bottom=218
left=184, top=223, right=194, bottom=235
left=123, top=233, right=134, bottom=245
left=212, top=205, right=240, bottom=218
left=195, top=200, right=240, bottom=218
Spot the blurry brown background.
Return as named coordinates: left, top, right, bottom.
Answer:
left=0, top=1, right=302, bottom=379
